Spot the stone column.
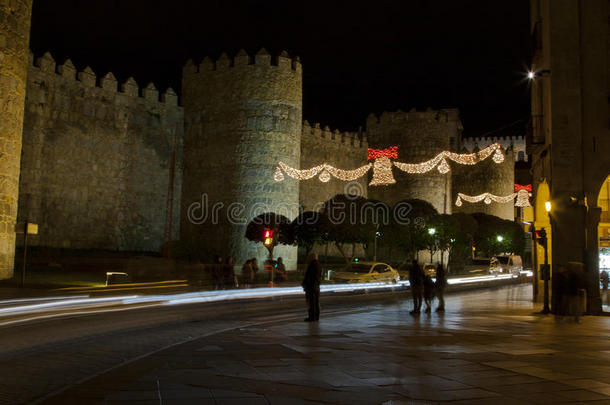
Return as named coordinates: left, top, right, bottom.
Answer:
left=0, top=0, right=34, bottom=279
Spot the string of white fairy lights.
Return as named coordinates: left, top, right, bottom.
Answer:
left=274, top=143, right=505, bottom=186
left=455, top=185, right=532, bottom=207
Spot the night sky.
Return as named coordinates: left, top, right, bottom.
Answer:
left=29, top=0, right=531, bottom=136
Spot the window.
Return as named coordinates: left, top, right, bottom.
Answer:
left=518, top=151, right=525, bottom=161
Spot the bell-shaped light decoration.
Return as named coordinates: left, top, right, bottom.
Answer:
left=492, top=148, right=505, bottom=164
left=319, top=170, right=331, bottom=183
left=455, top=196, right=462, bottom=207
left=484, top=196, right=492, bottom=204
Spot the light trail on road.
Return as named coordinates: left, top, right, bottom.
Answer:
left=0, top=273, right=530, bottom=327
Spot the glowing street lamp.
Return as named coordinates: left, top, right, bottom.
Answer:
left=527, top=71, right=535, bottom=80
left=545, top=201, right=551, bottom=213
left=428, top=228, right=436, bottom=235
left=497, top=235, right=504, bottom=242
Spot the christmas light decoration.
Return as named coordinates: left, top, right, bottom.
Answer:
left=369, top=157, right=396, bottom=186
left=455, top=184, right=532, bottom=208
left=368, top=146, right=398, bottom=160
left=393, top=143, right=505, bottom=175
left=276, top=161, right=372, bottom=182
left=274, top=143, right=505, bottom=186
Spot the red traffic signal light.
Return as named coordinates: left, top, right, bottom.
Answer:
left=263, top=229, right=274, bottom=246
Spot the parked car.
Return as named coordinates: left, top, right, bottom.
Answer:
left=423, top=263, right=436, bottom=277
left=330, top=262, right=400, bottom=284
left=489, top=255, right=523, bottom=276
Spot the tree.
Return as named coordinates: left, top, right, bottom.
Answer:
left=449, top=212, right=479, bottom=271
left=245, top=212, right=294, bottom=261
left=470, top=213, right=525, bottom=257
left=381, top=199, right=438, bottom=264
left=320, top=194, right=382, bottom=264
left=426, top=214, right=460, bottom=265
left=291, top=210, right=324, bottom=258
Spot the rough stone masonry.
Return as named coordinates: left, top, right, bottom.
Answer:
left=0, top=0, right=34, bottom=279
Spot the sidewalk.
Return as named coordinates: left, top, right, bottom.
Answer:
left=44, top=284, right=610, bottom=404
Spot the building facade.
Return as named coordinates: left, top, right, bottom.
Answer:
left=529, top=0, right=610, bottom=313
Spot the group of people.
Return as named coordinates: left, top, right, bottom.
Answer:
left=408, top=260, right=447, bottom=315
left=209, top=255, right=289, bottom=289
left=209, top=255, right=239, bottom=290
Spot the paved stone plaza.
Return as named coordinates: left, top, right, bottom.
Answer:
left=42, top=285, right=610, bottom=404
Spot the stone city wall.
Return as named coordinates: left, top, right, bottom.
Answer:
left=181, top=49, right=302, bottom=269
left=366, top=109, right=463, bottom=214
left=0, top=0, right=34, bottom=278
left=462, top=135, right=527, bottom=162
left=19, top=52, right=183, bottom=252
left=452, top=146, right=515, bottom=220
left=299, top=121, right=368, bottom=211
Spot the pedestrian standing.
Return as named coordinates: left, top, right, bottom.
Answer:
left=241, top=259, right=254, bottom=288
left=223, top=256, right=237, bottom=289
left=276, top=257, right=287, bottom=282
left=302, top=253, right=322, bottom=322
left=423, top=273, right=435, bottom=313
left=213, top=254, right=224, bottom=290
left=601, top=270, right=609, bottom=305
left=435, top=263, right=447, bottom=312
left=251, top=258, right=259, bottom=285
left=409, top=260, right=423, bottom=315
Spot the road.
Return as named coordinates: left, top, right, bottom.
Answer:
left=3, top=281, right=608, bottom=404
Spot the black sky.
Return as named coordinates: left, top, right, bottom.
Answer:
left=29, top=0, right=531, bottom=136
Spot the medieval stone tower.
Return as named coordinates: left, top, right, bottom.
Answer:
left=0, top=0, right=34, bottom=278
left=366, top=109, right=463, bottom=213
left=181, top=50, right=302, bottom=269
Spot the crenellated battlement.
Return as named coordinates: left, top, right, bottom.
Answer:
left=366, top=108, right=462, bottom=127
left=29, top=51, right=180, bottom=107
left=302, top=120, right=367, bottom=148
left=183, top=48, right=301, bottom=77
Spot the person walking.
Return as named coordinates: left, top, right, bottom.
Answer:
left=435, top=263, right=447, bottom=312
left=223, top=256, right=237, bottom=289
left=601, top=270, right=609, bottom=305
left=423, top=273, right=435, bottom=314
left=409, top=260, right=423, bottom=315
left=302, top=253, right=322, bottom=322
left=241, top=259, right=254, bottom=288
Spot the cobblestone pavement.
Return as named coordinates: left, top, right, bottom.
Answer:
left=42, top=285, right=610, bottom=405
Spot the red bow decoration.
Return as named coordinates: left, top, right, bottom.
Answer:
left=514, top=184, right=532, bottom=192
left=368, top=146, right=399, bottom=161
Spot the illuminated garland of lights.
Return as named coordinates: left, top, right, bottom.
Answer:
left=455, top=189, right=532, bottom=207
left=276, top=161, right=372, bottom=182
left=393, top=143, right=504, bottom=174
left=274, top=143, right=505, bottom=186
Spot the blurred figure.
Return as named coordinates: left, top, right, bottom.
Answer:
left=213, top=255, right=224, bottom=290
left=302, top=253, right=322, bottom=322
left=276, top=257, right=288, bottom=282
left=251, top=258, right=260, bottom=284
left=423, top=273, right=435, bottom=313
left=223, top=256, right=237, bottom=289
left=241, top=259, right=254, bottom=288
left=409, top=260, right=423, bottom=315
left=435, top=263, right=447, bottom=312
left=601, top=270, right=609, bottom=305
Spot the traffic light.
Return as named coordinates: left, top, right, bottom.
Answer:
left=263, top=229, right=274, bottom=246
left=535, top=228, right=547, bottom=247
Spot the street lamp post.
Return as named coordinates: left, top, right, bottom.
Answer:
left=542, top=201, right=552, bottom=314
left=428, top=228, right=436, bottom=263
